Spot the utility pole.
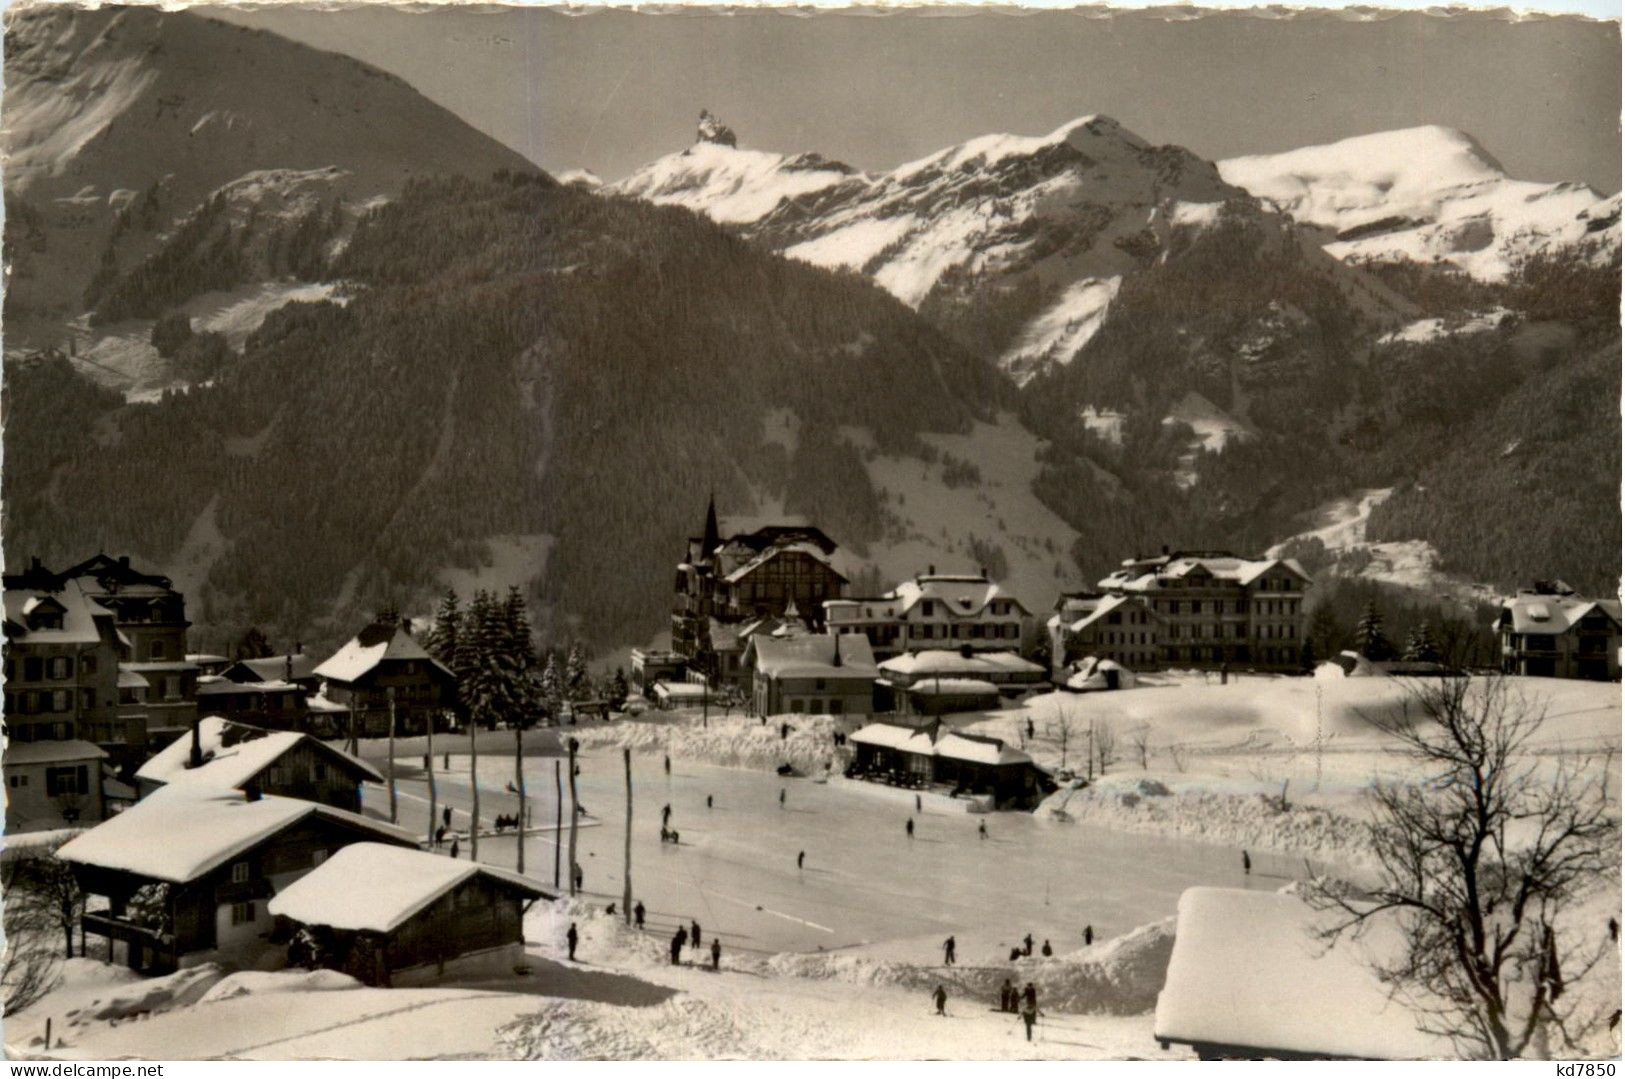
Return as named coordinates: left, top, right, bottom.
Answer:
left=553, top=759, right=562, bottom=888
left=623, top=748, right=633, bottom=924
left=515, top=722, right=526, bottom=874
left=426, top=704, right=437, bottom=849
left=567, top=737, right=580, bottom=896
left=386, top=687, right=398, bottom=824
left=468, top=707, right=480, bottom=860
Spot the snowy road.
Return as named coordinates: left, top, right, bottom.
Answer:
left=368, top=750, right=1311, bottom=961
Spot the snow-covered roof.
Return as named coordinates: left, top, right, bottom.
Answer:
left=722, top=540, right=845, bottom=584
left=889, top=573, right=1028, bottom=619
left=934, top=732, right=1031, bottom=766
left=749, top=633, right=878, bottom=680
left=849, top=722, right=928, bottom=750
left=57, top=787, right=415, bottom=884
left=1155, top=887, right=1452, bottom=1060
left=907, top=677, right=1001, bottom=697
left=3, top=739, right=108, bottom=766
left=879, top=649, right=1043, bottom=679
left=196, top=678, right=300, bottom=696
left=118, top=668, right=151, bottom=689
left=1064, top=656, right=1138, bottom=691
left=135, top=717, right=383, bottom=791
left=305, top=694, right=351, bottom=714
left=267, top=843, right=549, bottom=934
left=849, top=721, right=1030, bottom=766
left=226, top=654, right=319, bottom=683
left=2, top=580, right=116, bottom=645
left=1500, top=593, right=1622, bottom=636
left=1100, top=553, right=1309, bottom=592
left=314, top=621, right=454, bottom=685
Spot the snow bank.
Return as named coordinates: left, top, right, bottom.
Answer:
left=72, top=964, right=226, bottom=1024
left=756, top=916, right=1176, bottom=1016
left=1038, top=779, right=1370, bottom=866
left=197, top=968, right=360, bottom=1004
left=568, top=714, right=843, bottom=777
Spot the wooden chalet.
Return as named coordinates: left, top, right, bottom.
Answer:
left=314, top=618, right=458, bottom=737
left=134, top=716, right=382, bottom=812
left=58, top=787, right=418, bottom=975
left=269, top=843, right=551, bottom=987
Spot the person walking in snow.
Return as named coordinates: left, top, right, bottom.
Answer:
left=943, top=935, right=956, bottom=966
left=442, top=805, right=452, bottom=829
left=1022, top=933, right=1033, bottom=957
left=1611, top=916, right=1619, bottom=942
left=779, top=787, right=786, bottom=808
left=933, top=985, right=948, bottom=1016
left=670, top=928, right=685, bottom=966
left=906, top=817, right=915, bottom=839
left=691, top=919, right=702, bottom=950
left=573, top=863, right=584, bottom=891
left=1084, top=925, right=1093, bottom=946
left=449, top=837, right=460, bottom=860
left=1026, top=718, right=1035, bottom=740
left=1041, top=939, right=1052, bottom=958
left=711, top=937, right=721, bottom=971
left=435, top=825, right=447, bottom=846
left=797, top=850, right=805, bottom=870
left=1242, top=849, right=1252, bottom=876
left=634, top=901, right=646, bottom=929
left=999, top=978, right=1015, bottom=1013
left=1020, top=985, right=1040, bottom=1042
left=915, top=793, right=922, bottom=812
left=707, top=794, right=714, bottom=809
left=664, top=754, right=671, bottom=775
left=662, top=803, right=672, bottom=827
left=978, top=820, right=987, bottom=840
left=566, top=922, right=579, bottom=962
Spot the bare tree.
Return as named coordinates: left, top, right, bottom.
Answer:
left=1, top=857, right=62, bottom=1013
left=1310, top=676, right=1618, bottom=1059
left=1131, top=726, right=1151, bottom=771
left=1091, top=719, right=1117, bottom=777
left=1050, top=700, right=1087, bottom=773
left=4, top=852, right=83, bottom=959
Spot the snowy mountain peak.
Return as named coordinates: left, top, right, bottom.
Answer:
left=1219, top=126, right=1617, bottom=280
left=697, top=109, right=738, bottom=148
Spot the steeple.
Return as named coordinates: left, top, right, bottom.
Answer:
left=701, top=493, right=720, bottom=562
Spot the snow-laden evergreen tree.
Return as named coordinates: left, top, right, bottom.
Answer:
left=1354, top=600, right=1394, bottom=661
left=458, top=590, right=500, bottom=729
left=565, top=643, right=589, bottom=701
left=540, top=650, right=563, bottom=721
left=611, top=667, right=629, bottom=708
left=1403, top=621, right=1442, bottom=664
left=500, top=587, right=540, bottom=727
left=426, top=588, right=461, bottom=669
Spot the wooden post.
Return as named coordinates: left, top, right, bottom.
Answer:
left=566, top=738, right=580, bottom=896
left=622, top=747, right=633, bottom=924
left=553, top=759, right=562, bottom=888
left=515, top=724, right=526, bottom=875
left=469, top=710, right=480, bottom=861
left=387, top=687, right=398, bottom=824
left=426, top=708, right=437, bottom=849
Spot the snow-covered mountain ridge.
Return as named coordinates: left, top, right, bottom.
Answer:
left=608, top=114, right=1257, bottom=386
left=1218, top=125, right=1620, bottom=281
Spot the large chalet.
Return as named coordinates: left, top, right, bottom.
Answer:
left=1496, top=582, right=1621, bottom=680
left=314, top=617, right=458, bottom=737
left=671, top=497, right=848, bottom=675
left=823, top=567, right=1031, bottom=661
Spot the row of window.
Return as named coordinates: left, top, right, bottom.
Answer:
left=4, top=653, right=100, bottom=683
left=783, top=698, right=845, bottom=715
left=5, top=688, right=95, bottom=715
left=905, top=623, right=1020, bottom=641
left=4, top=721, right=75, bottom=742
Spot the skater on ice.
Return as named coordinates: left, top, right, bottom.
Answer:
left=978, top=819, right=987, bottom=840
left=797, top=850, right=805, bottom=869
left=691, top=919, right=702, bottom=949
left=711, top=937, right=721, bottom=971
left=943, top=935, right=956, bottom=965
left=1242, top=849, right=1252, bottom=875
left=1022, top=933, right=1033, bottom=956
left=566, top=922, right=579, bottom=962
left=634, top=901, right=646, bottom=928
left=999, top=978, right=1016, bottom=1013
left=1084, top=925, right=1093, bottom=946
left=1020, top=984, right=1040, bottom=1041
left=933, top=985, right=948, bottom=1016
left=1041, top=939, right=1052, bottom=957
left=906, top=817, right=914, bottom=839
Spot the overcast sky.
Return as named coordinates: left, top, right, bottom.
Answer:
left=210, top=6, right=1621, bottom=192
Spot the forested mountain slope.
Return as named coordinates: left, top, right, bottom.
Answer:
left=4, top=175, right=1016, bottom=651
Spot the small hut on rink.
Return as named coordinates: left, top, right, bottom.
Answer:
left=1155, top=887, right=1452, bottom=1060
left=1064, top=656, right=1137, bottom=692
left=268, top=843, right=552, bottom=987
left=905, top=677, right=1000, bottom=716
left=847, top=719, right=1049, bottom=807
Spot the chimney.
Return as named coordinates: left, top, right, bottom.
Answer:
left=285, top=654, right=294, bottom=683
left=927, top=564, right=936, bottom=576
left=1161, top=545, right=1170, bottom=557
left=979, top=566, right=987, bottom=579
left=832, top=633, right=842, bottom=668
left=188, top=715, right=204, bottom=769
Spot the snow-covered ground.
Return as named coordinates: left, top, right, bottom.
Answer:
left=13, top=674, right=1616, bottom=1060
